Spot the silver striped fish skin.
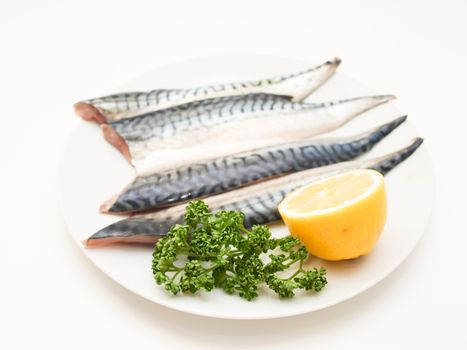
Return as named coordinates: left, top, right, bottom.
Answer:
left=105, top=93, right=395, bottom=175
left=86, top=138, right=423, bottom=247
left=74, top=58, right=341, bottom=123
left=103, top=116, right=407, bottom=214
left=109, top=93, right=298, bottom=142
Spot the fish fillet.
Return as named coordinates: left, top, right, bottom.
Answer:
left=104, top=93, right=395, bottom=175
left=101, top=116, right=407, bottom=214
left=75, top=58, right=341, bottom=123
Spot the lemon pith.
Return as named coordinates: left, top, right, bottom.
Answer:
left=278, top=170, right=387, bottom=261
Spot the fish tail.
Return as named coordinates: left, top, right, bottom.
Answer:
left=305, top=57, right=341, bottom=72
left=346, top=95, right=396, bottom=123
left=307, top=94, right=397, bottom=129
left=365, top=138, right=424, bottom=175
left=291, top=57, right=342, bottom=101
left=331, top=57, right=342, bottom=67
left=316, top=57, right=342, bottom=73
left=351, top=115, right=407, bottom=151
left=349, top=94, right=396, bottom=107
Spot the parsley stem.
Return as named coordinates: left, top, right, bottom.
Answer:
left=171, top=269, right=183, bottom=282
left=287, top=259, right=304, bottom=280
left=284, top=256, right=302, bottom=268
left=165, top=268, right=182, bottom=272
left=185, top=249, right=243, bottom=259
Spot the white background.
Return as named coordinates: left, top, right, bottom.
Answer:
left=1, top=0, right=466, bottom=349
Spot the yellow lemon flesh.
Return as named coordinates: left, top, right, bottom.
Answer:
left=278, top=169, right=387, bottom=261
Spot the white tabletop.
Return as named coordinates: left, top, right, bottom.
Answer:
left=1, top=0, right=466, bottom=349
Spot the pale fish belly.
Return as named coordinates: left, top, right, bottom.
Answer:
left=124, top=95, right=395, bottom=175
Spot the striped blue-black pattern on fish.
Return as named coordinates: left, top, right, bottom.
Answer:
left=88, top=217, right=179, bottom=242
left=85, top=61, right=333, bottom=111
left=106, top=93, right=394, bottom=176
left=369, top=137, right=423, bottom=175
left=106, top=116, right=407, bottom=213
left=76, top=58, right=341, bottom=123
left=87, top=137, right=423, bottom=247
left=226, top=137, right=425, bottom=228
left=109, top=94, right=302, bottom=141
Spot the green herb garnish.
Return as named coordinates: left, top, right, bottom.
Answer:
left=151, top=200, right=327, bottom=301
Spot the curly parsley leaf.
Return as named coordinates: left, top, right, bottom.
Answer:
left=151, top=200, right=327, bottom=301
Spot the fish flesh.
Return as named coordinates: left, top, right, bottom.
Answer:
left=102, top=116, right=406, bottom=214
left=74, top=58, right=341, bottom=124
left=103, top=93, right=395, bottom=175
left=101, top=116, right=407, bottom=214
left=85, top=138, right=423, bottom=247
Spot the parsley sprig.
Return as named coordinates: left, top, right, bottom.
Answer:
left=152, top=200, right=327, bottom=301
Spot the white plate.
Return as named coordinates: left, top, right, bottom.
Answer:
left=59, top=54, right=434, bottom=319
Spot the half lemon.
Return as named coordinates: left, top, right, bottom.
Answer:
left=278, top=169, right=387, bottom=261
